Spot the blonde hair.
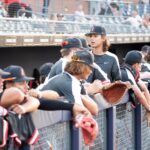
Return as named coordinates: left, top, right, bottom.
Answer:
left=65, top=61, right=92, bottom=76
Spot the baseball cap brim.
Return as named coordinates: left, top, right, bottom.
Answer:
left=74, top=60, right=96, bottom=69
left=14, top=76, right=34, bottom=82
left=85, top=32, right=105, bottom=36
left=0, top=69, right=10, bottom=76
left=85, top=32, right=98, bottom=36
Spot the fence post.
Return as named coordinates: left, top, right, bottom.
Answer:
left=134, top=104, right=142, bottom=150
left=71, top=126, right=82, bottom=150
left=107, top=106, right=116, bottom=150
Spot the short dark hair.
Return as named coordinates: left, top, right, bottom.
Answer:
left=141, top=45, right=150, bottom=53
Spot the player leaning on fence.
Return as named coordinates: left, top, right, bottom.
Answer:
left=1, top=65, right=91, bottom=116
left=37, top=50, right=98, bottom=115
left=121, top=50, right=150, bottom=112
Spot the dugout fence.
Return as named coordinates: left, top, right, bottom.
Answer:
left=31, top=94, right=150, bottom=150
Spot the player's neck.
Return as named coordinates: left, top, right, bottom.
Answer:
left=93, top=47, right=105, bottom=55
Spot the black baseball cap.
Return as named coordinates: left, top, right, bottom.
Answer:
left=85, top=25, right=106, bottom=36
left=3, top=65, right=34, bottom=82
left=61, top=38, right=83, bottom=49
left=141, top=45, right=150, bottom=53
left=39, top=62, right=53, bottom=76
left=71, top=50, right=95, bottom=68
left=79, top=38, right=92, bottom=51
left=124, top=50, right=142, bottom=65
left=0, top=69, right=10, bottom=76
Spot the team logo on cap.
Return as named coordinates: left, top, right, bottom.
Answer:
left=62, top=41, right=69, bottom=47
left=90, top=26, right=95, bottom=32
left=20, top=68, right=25, bottom=76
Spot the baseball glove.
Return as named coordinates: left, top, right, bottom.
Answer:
left=101, top=81, right=131, bottom=105
left=75, top=114, right=98, bottom=145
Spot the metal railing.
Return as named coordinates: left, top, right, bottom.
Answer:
left=0, top=16, right=150, bottom=35
left=32, top=94, right=150, bottom=150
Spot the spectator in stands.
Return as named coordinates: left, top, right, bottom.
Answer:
left=19, top=3, right=32, bottom=18
left=4, top=0, right=32, bottom=18
left=0, top=1, right=7, bottom=17
left=119, top=2, right=128, bottom=16
left=99, top=2, right=120, bottom=16
left=56, top=13, right=65, bottom=21
left=98, top=2, right=106, bottom=15
left=123, top=10, right=142, bottom=27
left=75, top=4, right=87, bottom=22
left=42, top=0, right=50, bottom=17
left=109, top=2, right=120, bottom=16
left=7, top=2, right=21, bottom=17
left=121, top=50, right=150, bottom=111
left=37, top=50, right=99, bottom=115
left=75, top=4, right=85, bottom=16
left=142, top=14, right=150, bottom=28
left=85, top=25, right=121, bottom=82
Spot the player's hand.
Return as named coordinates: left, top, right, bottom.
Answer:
left=10, top=104, right=26, bottom=114
left=73, top=104, right=91, bottom=117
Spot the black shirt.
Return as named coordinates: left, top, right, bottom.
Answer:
left=38, top=72, right=84, bottom=105
left=94, top=51, right=121, bottom=82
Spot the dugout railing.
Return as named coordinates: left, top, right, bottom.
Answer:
left=31, top=93, right=150, bottom=150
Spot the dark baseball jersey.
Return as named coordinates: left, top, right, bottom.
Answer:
left=121, top=67, right=136, bottom=85
left=47, top=58, right=69, bottom=79
left=141, top=63, right=150, bottom=72
left=87, top=63, right=109, bottom=82
left=38, top=72, right=84, bottom=105
left=94, top=51, right=121, bottom=82
left=47, top=57, right=108, bottom=83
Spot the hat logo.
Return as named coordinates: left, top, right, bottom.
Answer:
left=90, top=27, right=95, bottom=32
left=72, top=55, right=81, bottom=61
left=62, top=41, right=69, bottom=47
left=20, top=68, right=25, bottom=76
left=72, top=55, right=86, bottom=64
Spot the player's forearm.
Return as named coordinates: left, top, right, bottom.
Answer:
left=38, top=99, right=74, bottom=111
left=22, top=96, right=40, bottom=113
left=81, top=95, right=98, bottom=115
left=132, top=85, right=150, bottom=111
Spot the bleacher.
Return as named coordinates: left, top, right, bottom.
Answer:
left=0, top=14, right=150, bottom=47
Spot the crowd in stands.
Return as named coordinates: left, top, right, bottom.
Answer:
left=0, top=0, right=150, bottom=30
left=0, top=0, right=32, bottom=18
